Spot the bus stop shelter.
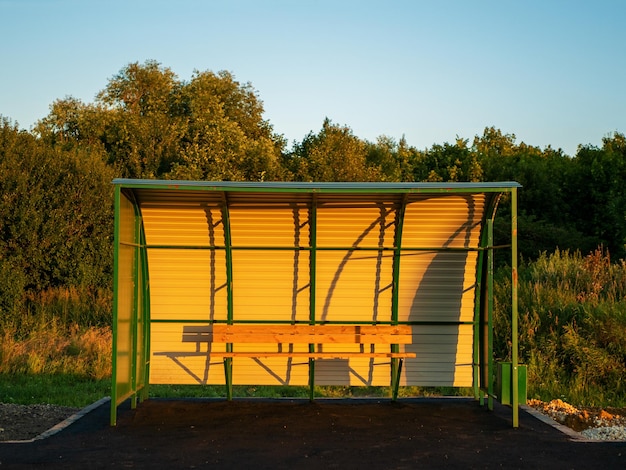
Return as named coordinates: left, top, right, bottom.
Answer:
left=111, top=180, right=522, bottom=426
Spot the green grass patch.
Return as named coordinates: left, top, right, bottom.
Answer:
left=0, top=374, right=110, bottom=407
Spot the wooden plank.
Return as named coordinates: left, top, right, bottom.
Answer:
left=208, top=351, right=416, bottom=358
left=208, top=333, right=413, bottom=344
left=210, top=324, right=413, bottom=335
left=181, top=324, right=414, bottom=345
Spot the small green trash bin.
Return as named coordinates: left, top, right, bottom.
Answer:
left=495, top=362, right=527, bottom=405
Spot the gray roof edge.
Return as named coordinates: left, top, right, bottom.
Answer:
left=112, top=179, right=521, bottom=191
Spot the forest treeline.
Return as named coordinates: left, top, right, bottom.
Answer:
left=1, top=60, right=626, bottom=301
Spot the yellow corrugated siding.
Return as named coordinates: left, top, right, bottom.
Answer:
left=232, top=250, right=310, bottom=322
left=397, top=251, right=478, bottom=323
left=316, top=204, right=396, bottom=248
left=141, top=205, right=224, bottom=246
left=402, top=194, right=485, bottom=248
left=402, top=324, right=474, bottom=387
left=229, top=204, right=309, bottom=247
left=314, top=204, right=395, bottom=322
left=315, top=251, right=394, bottom=322
left=141, top=192, right=486, bottom=389
left=148, top=248, right=228, bottom=321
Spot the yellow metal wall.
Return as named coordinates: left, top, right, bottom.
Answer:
left=144, top=194, right=485, bottom=388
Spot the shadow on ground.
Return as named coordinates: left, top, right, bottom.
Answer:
left=0, top=397, right=624, bottom=469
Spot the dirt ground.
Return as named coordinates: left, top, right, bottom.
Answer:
left=0, top=397, right=625, bottom=469
left=0, top=403, right=79, bottom=442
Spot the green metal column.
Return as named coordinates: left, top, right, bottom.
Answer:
left=308, top=196, right=318, bottom=401
left=110, top=186, right=121, bottom=426
left=486, top=217, right=494, bottom=411
left=130, top=206, right=141, bottom=409
left=473, top=229, right=486, bottom=403
left=511, top=188, right=519, bottom=427
left=221, top=195, right=234, bottom=400
left=390, top=196, right=407, bottom=400
left=139, top=227, right=151, bottom=403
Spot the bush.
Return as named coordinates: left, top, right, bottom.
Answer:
left=494, top=248, right=626, bottom=407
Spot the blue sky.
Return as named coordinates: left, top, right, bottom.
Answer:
left=1, top=0, right=625, bottom=156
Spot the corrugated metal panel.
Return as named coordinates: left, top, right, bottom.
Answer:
left=316, top=203, right=396, bottom=248
left=142, top=205, right=224, bottom=246
left=314, top=203, right=395, bottom=323
left=402, top=324, right=474, bottom=387
left=131, top=186, right=492, bottom=389
left=397, top=194, right=484, bottom=326
left=397, top=251, right=478, bottom=323
left=229, top=204, right=310, bottom=247
left=315, top=251, right=394, bottom=322
left=148, top=248, right=228, bottom=321
left=402, top=194, right=485, bottom=248
left=150, top=322, right=228, bottom=385
left=232, top=250, right=310, bottom=322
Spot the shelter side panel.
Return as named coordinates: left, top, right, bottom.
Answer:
left=114, top=193, right=138, bottom=400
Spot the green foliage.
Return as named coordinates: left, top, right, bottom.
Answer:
left=568, top=133, right=626, bottom=259
left=35, top=61, right=286, bottom=181
left=0, top=119, right=114, bottom=293
left=494, top=249, right=626, bottom=407
left=285, top=118, right=382, bottom=181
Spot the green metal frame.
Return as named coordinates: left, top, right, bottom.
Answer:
left=511, top=187, right=520, bottom=427
left=308, top=196, right=318, bottom=401
left=111, top=180, right=521, bottom=426
left=111, top=187, right=151, bottom=425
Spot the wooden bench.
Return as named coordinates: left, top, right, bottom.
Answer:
left=182, top=324, right=416, bottom=400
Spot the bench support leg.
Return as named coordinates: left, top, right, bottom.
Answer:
left=224, top=357, right=233, bottom=400
left=391, top=358, right=403, bottom=401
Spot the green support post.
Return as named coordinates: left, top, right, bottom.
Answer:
left=390, top=196, right=407, bottom=400
left=308, top=197, right=317, bottom=402
left=110, top=186, right=121, bottom=426
left=487, top=218, right=494, bottom=411
left=221, top=195, right=234, bottom=401
left=224, top=358, right=233, bottom=401
left=511, top=188, right=519, bottom=427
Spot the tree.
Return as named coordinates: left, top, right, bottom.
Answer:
left=0, top=118, right=114, bottom=291
left=170, top=69, right=284, bottom=181
left=474, top=127, right=596, bottom=258
left=569, top=133, right=626, bottom=259
left=287, top=118, right=381, bottom=181
left=36, top=61, right=286, bottom=181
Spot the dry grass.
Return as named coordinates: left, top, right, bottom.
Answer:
left=0, top=322, right=111, bottom=380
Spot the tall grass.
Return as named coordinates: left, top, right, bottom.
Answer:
left=494, top=248, right=626, bottom=407
left=0, top=286, right=112, bottom=380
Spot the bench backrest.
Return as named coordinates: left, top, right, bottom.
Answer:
left=183, top=324, right=413, bottom=345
